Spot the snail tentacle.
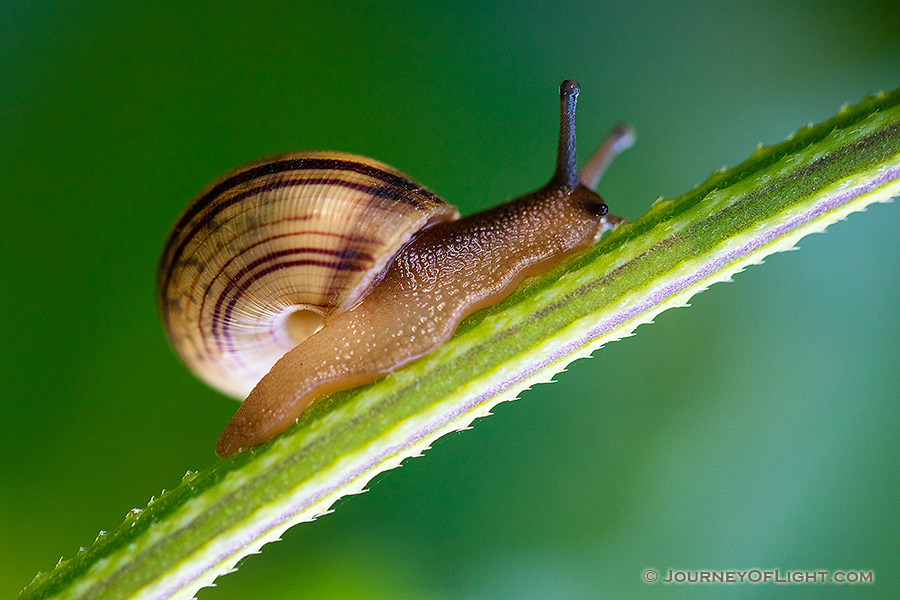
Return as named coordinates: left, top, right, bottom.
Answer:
left=555, top=79, right=581, bottom=190
left=580, top=122, right=635, bottom=191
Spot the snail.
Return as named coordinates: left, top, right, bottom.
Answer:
left=158, top=80, right=634, bottom=457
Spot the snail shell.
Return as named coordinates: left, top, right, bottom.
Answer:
left=158, top=80, right=633, bottom=456
left=158, top=151, right=457, bottom=398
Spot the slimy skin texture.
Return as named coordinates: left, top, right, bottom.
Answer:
left=215, top=183, right=620, bottom=455
left=157, top=80, right=634, bottom=457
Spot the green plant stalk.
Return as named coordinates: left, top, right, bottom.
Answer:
left=21, top=88, right=900, bottom=600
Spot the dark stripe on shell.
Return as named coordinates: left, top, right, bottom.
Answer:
left=161, top=170, right=437, bottom=308
left=194, top=227, right=379, bottom=350
left=173, top=157, right=439, bottom=243
left=210, top=247, right=374, bottom=352
left=217, top=258, right=370, bottom=356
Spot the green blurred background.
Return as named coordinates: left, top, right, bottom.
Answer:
left=2, top=1, right=899, bottom=598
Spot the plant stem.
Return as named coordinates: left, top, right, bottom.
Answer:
left=21, top=87, right=900, bottom=600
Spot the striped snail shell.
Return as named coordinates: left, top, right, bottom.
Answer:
left=158, top=151, right=457, bottom=399
left=158, top=80, right=634, bottom=457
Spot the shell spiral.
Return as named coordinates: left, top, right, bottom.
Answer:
left=157, top=151, right=458, bottom=398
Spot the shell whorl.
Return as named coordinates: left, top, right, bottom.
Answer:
left=158, top=151, right=458, bottom=398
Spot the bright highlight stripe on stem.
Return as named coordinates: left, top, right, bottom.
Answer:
left=21, top=88, right=900, bottom=600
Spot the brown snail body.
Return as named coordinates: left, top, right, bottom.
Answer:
left=158, top=80, right=633, bottom=457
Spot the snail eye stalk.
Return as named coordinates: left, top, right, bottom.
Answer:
left=555, top=79, right=581, bottom=190
left=580, top=123, right=635, bottom=191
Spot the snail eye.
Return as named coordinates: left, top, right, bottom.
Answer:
left=585, top=200, right=609, bottom=217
